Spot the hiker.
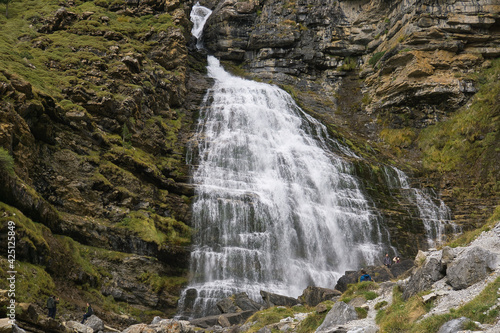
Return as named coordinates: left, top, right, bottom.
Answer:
left=383, top=253, right=392, bottom=268
left=393, top=256, right=401, bottom=264
left=81, top=303, right=93, bottom=324
left=47, top=295, right=59, bottom=319
left=359, top=270, right=372, bottom=282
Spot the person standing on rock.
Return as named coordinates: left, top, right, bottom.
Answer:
left=81, top=303, right=93, bottom=324
left=383, top=253, right=392, bottom=268
left=47, top=295, right=59, bottom=319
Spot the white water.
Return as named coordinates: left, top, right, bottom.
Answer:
left=180, top=50, right=393, bottom=316
left=383, top=166, right=456, bottom=248
left=179, top=3, right=453, bottom=319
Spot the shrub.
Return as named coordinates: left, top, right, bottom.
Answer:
left=0, top=147, right=15, bottom=175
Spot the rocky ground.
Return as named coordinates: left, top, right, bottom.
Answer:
left=4, top=221, right=498, bottom=332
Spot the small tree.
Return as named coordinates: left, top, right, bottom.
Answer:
left=0, top=0, right=12, bottom=18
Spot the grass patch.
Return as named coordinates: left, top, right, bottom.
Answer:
left=369, top=51, right=385, bottom=67
left=246, top=306, right=295, bottom=332
left=375, top=286, right=427, bottom=332
left=0, top=259, right=55, bottom=304
left=340, top=281, right=379, bottom=303
left=380, top=127, right=416, bottom=155
left=418, top=58, right=500, bottom=174
left=410, top=277, right=500, bottom=332
left=355, top=306, right=368, bottom=319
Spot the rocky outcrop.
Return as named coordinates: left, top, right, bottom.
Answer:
left=199, top=0, right=500, bottom=233
left=446, top=246, right=498, bottom=290
left=260, top=290, right=299, bottom=308
left=298, top=286, right=342, bottom=307
left=217, top=292, right=263, bottom=313
left=0, top=0, right=208, bottom=326
left=315, top=301, right=358, bottom=332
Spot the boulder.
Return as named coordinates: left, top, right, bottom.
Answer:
left=0, top=318, right=12, bottom=333
left=402, top=257, right=445, bottom=300
left=84, top=315, right=104, bottom=332
left=315, top=301, right=358, bottom=332
left=217, top=292, right=262, bottom=313
left=64, top=321, right=94, bottom=333
left=437, top=317, right=471, bottom=333
left=190, top=310, right=255, bottom=329
left=122, top=323, right=154, bottom=333
left=12, top=325, right=26, bottom=333
left=335, top=266, right=394, bottom=292
left=390, top=259, right=414, bottom=278
left=260, top=290, right=299, bottom=308
left=298, top=286, right=342, bottom=307
left=446, top=247, right=498, bottom=290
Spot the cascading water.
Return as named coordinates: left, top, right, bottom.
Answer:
left=179, top=2, right=456, bottom=319
left=179, top=4, right=394, bottom=319
left=382, top=166, right=457, bottom=248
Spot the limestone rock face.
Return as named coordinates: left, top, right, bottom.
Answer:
left=402, top=257, right=445, bottom=300
left=446, top=246, right=498, bottom=290
left=315, top=301, right=358, bottom=332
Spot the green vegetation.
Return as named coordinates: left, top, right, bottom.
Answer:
left=119, top=210, right=191, bottom=246
left=419, top=58, right=500, bottom=174
left=340, top=281, right=379, bottom=303
left=369, top=51, right=385, bottom=67
left=355, top=306, right=368, bottom=319
left=380, top=127, right=417, bottom=156
left=339, top=57, right=357, bottom=71
left=0, top=259, right=56, bottom=303
left=246, top=306, right=296, bottom=332
left=0, top=147, right=15, bottom=175
left=375, top=286, right=428, bottom=332
left=0, top=0, right=177, bottom=98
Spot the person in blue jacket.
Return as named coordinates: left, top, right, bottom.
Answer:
left=359, top=270, right=372, bottom=282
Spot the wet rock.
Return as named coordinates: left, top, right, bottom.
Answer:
left=260, top=290, right=299, bottom=308
left=217, top=292, right=262, bottom=313
left=298, top=286, right=342, bottom=307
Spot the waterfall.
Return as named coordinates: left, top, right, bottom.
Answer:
left=179, top=3, right=454, bottom=319
left=382, top=166, right=456, bottom=248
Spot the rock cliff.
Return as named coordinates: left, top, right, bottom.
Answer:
left=0, top=0, right=499, bottom=329
left=0, top=0, right=211, bottom=326
left=200, top=0, right=499, bottom=229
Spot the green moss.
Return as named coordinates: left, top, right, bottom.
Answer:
left=0, top=260, right=56, bottom=303
left=119, top=210, right=191, bottom=246
left=419, top=58, right=500, bottom=173
left=0, top=202, right=50, bottom=252
left=138, top=271, right=187, bottom=293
